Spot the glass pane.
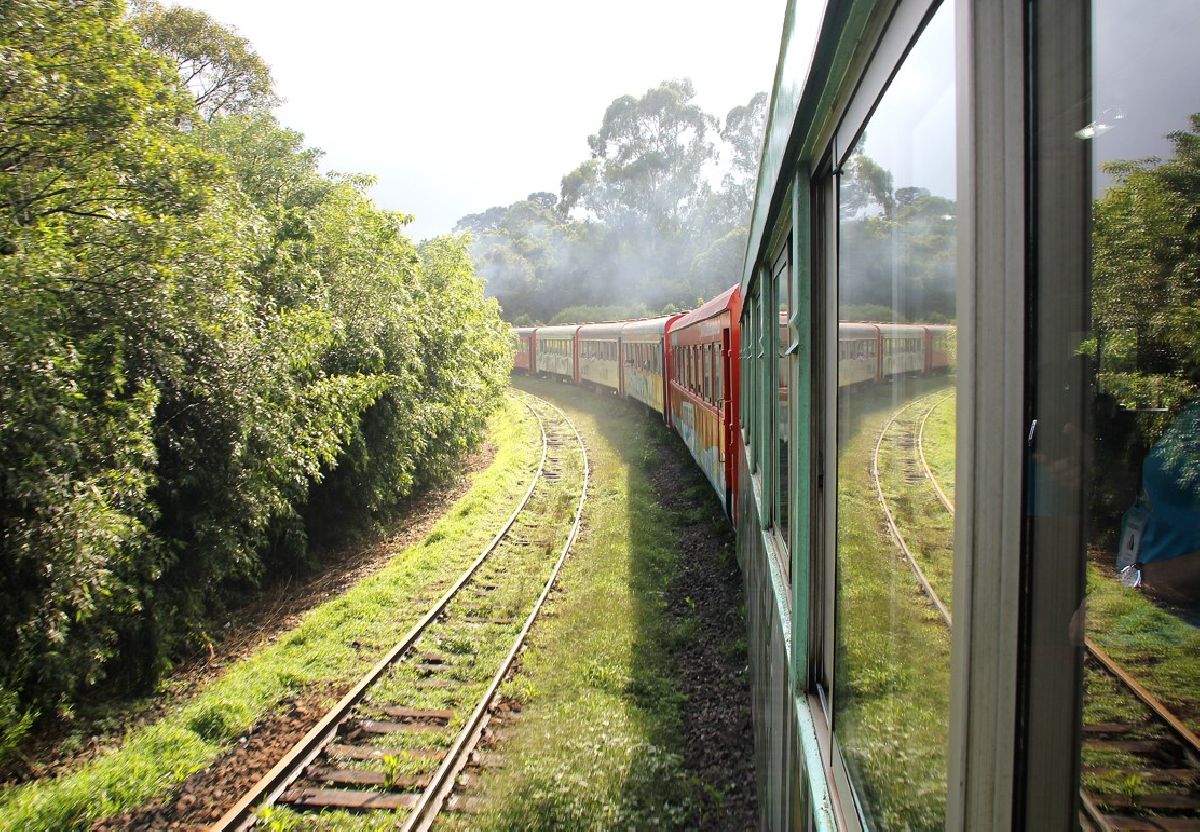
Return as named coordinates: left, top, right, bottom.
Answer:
left=1075, top=3, right=1200, bottom=826
left=833, top=2, right=957, bottom=828
left=777, top=251, right=791, bottom=547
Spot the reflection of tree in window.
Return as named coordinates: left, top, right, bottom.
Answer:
left=838, top=146, right=957, bottom=324
left=1087, top=114, right=1200, bottom=538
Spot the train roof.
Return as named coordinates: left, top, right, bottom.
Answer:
left=838, top=322, right=879, bottom=337
left=621, top=315, right=682, bottom=340
left=512, top=326, right=536, bottom=336
left=877, top=323, right=928, bottom=336
left=536, top=324, right=580, bottom=339
left=577, top=322, right=626, bottom=339
left=672, top=285, right=740, bottom=330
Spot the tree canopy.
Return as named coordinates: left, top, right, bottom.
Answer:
left=0, top=0, right=508, bottom=751
left=459, top=81, right=768, bottom=323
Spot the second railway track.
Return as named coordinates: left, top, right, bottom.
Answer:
left=877, top=389, right=1200, bottom=831
left=212, top=393, right=589, bottom=831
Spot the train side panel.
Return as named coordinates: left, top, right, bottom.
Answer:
left=621, top=315, right=681, bottom=421
left=880, top=323, right=926, bottom=377
left=838, top=323, right=880, bottom=386
left=534, top=324, right=580, bottom=380
left=578, top=322, right=625, bottom=394
left=669, top=286, right=741, bottom=516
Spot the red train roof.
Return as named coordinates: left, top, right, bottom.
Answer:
left=671, top=284, right=741, bottom=330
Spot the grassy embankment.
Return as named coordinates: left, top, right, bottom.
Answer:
left=260, top=394, right=587, bottom=832
left=442, top=375, right=745, bottom=830
left=918, top=394, right=1200, bottom=802
left=834, top=376, right=954, bottom=831
left=0, top=397, right=541, bottom=832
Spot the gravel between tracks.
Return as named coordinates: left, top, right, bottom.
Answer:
left=648, top=434, right=757, bottom=830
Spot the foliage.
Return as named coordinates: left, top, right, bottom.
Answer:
left=548, top=303, right=652, bottom=325
left=130, top=0, right=277, bottom=120
left=839, top=149, right=957, bottom=322
left=1089, top=114, right=1200, bottom=439
left=459, top=84, right=767, bottom=323
left=0, top=398, right=541, bottom=830
left=0, top=0, right=508, bottom=730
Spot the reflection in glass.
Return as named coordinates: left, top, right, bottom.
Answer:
left=832, top=2, right=956, bottom=828
left=1077, top=3, right=1200, bottom=824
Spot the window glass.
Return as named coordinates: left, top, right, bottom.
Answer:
left=776, top=246, right=791, bottom=550
left=833, top=3, right=957, bottom=827
left=703, top=344, right=711, bottom=402
left=1065, top=4, right=1200, bottom=826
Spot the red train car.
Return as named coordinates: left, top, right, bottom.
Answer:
left=668, top=285, right=742, bottom=519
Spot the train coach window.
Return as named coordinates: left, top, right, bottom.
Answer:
left=772, top=239, right=792, bottom=569
left=830, top=1, right=957, bottom=827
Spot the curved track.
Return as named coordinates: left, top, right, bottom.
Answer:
left=212, top=394, right=589, bottom=830
left=871, top=390, right=954, bottom=627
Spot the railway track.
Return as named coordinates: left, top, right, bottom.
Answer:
left=211, top=394, right=589, bottom=831
left=877, top=390, right=1200, bottom=830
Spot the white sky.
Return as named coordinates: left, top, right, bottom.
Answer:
left=167, top=0, right=786, bottom=241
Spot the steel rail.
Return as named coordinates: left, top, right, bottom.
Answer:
left=903, top=390, right=1200, bottom=827
left=211, top=398, right=551, bottom=832
left=871, top=390, right=953, bottom=628
left=404, top=398, right=590, bottom=831
left=915, top=391, right=956, bottom=516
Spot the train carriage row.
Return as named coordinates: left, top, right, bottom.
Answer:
left=513, top=300, right=954, bottom=522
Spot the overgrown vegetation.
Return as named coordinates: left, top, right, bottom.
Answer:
left=0, top=0, right=509, bottom=750
left=0, top=398, right=541, bottom=831
left=458, top=85, right=767, bottom=324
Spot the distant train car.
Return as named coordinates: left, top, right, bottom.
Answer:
left=879, top=323, right=926, bottom=377
left=923, top=324, right=955, bottom=372
left=838, top=323, right=881, bottom=386
left=535, top=324, right=579, bottom=381
left=669, top=285, right=741, bottom=517
left=577, top=322, right=624, bottom=394
left=512, top=327, right=535, bottom=374
left=620, top=315, right=681, bottom=423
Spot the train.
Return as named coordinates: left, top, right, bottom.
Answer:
left=512, top=306, right=954, bottom=524
left=519, top=0, right=1194, bottom=827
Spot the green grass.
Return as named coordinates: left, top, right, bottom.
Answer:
left=0, top=397, right=542, bottom=832
left=833, top=376, right=954, bottom=831
left=259, top=394, right=588, bottom=830
left=876, top=389, right=956, bottom=614
left=435, top=375, right=736, bottom=830
left=920, top=392, right=956, bottom=505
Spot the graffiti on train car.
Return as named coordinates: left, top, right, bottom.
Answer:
left=674, top=398, right=726, bottom=508
left=625, top=369, right=664, bottom=413
left=581, top=359, right=620, bottom=390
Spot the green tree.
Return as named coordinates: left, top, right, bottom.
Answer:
left=1090, top=114, right=1200, bottom=443
left=130, top=0, right=277, bottom=121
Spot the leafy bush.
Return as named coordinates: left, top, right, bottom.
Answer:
left=0, top=0, right=509, bottom=725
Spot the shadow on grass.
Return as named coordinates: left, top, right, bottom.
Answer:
left=506, top=375, right=755, bottom=830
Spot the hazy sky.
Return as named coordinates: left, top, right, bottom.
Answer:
left=166, top=0, right=786, bottom=241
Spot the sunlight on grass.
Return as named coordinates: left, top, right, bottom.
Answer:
left=440, top=375, right=734, bottom=830
left=0, top=398, right=541, bottom=832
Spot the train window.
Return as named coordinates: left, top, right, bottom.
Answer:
left=1019, top=5, right=1200, bottom=827
left=710, top=343, right=720, bottom=405
left=702, top=344, right=711, bottom=402
left=773, top=240, right=791, bottom=565
left=830, top=2, right=957, bottom=827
